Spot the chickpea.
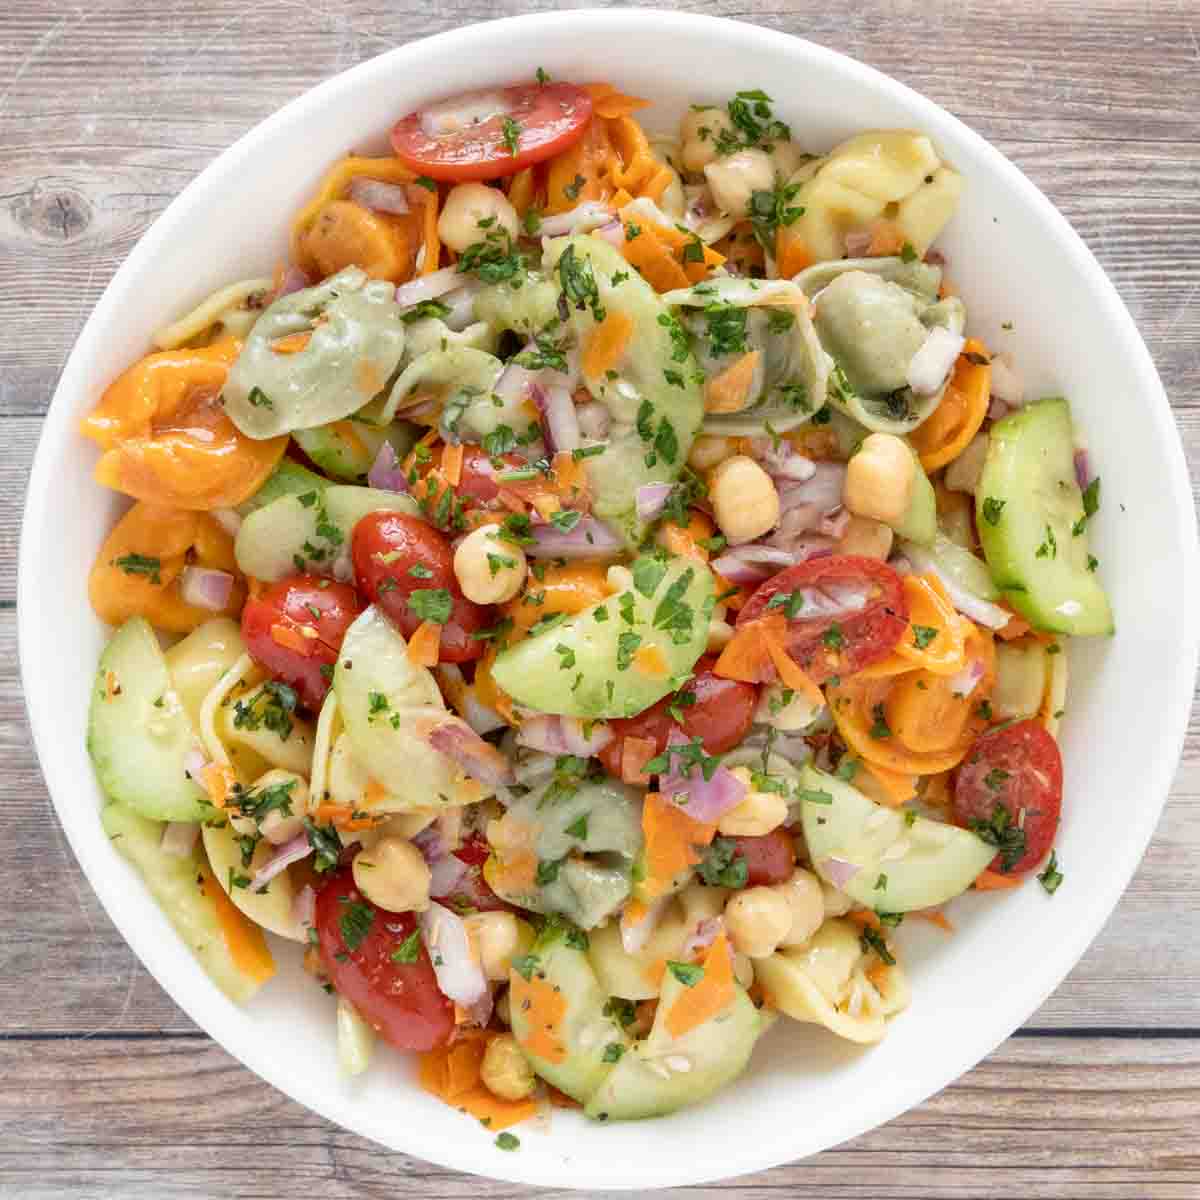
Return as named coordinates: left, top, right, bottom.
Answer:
left=351, top=836, right=431, bottom=913
left=453, top=523, right=527, bottom=605
left=724, top=886, right=794, bottom=958
left=688, top=434, right=735, bottom=473
left=464, top=911, right=534, bottom=982
left=704, top=148, right=775, bottom=218
left=709, top=455, right=780, bottom=544
left=436, top=182, right=519, bottom=254
left=837, top=513, right=895, bottom=561
left=251, top=769, right=309, bottom=844
left=944, top=432, right=989, bottom=494
left=843, top=433, right=916, bottom=526
left=775, top=868, right=826, bottom=947
left=718, top=768, right=788, bottom=837
left=679, top=107, right=736, bottom=174
left=480, top=1033, right=536, bottom=1102
left=768, top=140, right=806, bottom=180
left=755, top=682, right=824, bottom=732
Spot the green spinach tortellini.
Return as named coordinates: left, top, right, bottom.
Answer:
left=223, top=267, right=406, bottom=439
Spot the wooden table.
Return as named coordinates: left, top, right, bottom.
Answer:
left=3, top=2, right=1197, bottom=1195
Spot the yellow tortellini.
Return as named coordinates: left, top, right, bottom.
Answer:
left=754, top=917, right=910, bottom=1044
left=216, top=681, right=317, bottom=778
left=786, top=131, right=963, bottom=265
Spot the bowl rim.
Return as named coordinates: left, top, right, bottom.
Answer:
left=18, top=8, right=1200, bottom=1189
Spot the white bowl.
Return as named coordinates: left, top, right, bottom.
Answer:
left=19, top=9, right=1199, bottom=1189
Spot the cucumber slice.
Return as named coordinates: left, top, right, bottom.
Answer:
left=589, top=906, right=690, bottom=1001
left=901, top=532, right=1000, bottom=601
left=234, top=484, right=420, bottom=582
left=976, top=398, right=1113, bottom=635
left=234, top=458, right=327, bottom=518
left=891, top=449, right=936, bottom=545
left=800, top=765, right=993, bottom=911
left=100, top=803, right=264, bottom=1004
left=292, top=419, right=419, bottom=482
left=583, top=968, right=764, bottom=1120
left=492, top=557, right=715, bottom=719
left=88, top=618, right=210, bottom=822
left=201, top=820, right=304, bottom=942
left=509, top=924, right=631, bottom=1104
left=333, top=606, right=472, bottom=810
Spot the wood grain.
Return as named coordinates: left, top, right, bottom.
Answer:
left=2, top=0, right=1198, bottom=1194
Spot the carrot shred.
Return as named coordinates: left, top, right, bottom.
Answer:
left=620, top=224, right=690, bottom=292
left=775, top=227, right=813, bottom=279
left=913, top=909, right=956, bottom=933
left=705, top=351, right=760, bottom=414
left=583, top=82, right=653, bottom=119
left=621, top=735, right=657, bottom=786
left=996, top=611, right=1033, bottom=641
left=198, top=866, right=275, bottom=984
left=859, top=760, right=917, bottom=807
left=312, top=803, right=380, bottom=831
left=665, top=932, right=736, bottom=1038
left=639, top=163, right=675, bottom=203
left=270, top=622, right=314, bottom=656
left=271, top=331, right=311, bottom=355
left=199, top=763, right=237, bottom=809
left=974, top=869, right=1023, bottom=891
left=761, top=626, right=825, bottom=708
left=641, top=791, right=716, bottom=899
left=408, top=620, right=442, bottom=667
left=847, top=909, right=882, bottom=930
left=633, top=643, right=669, bottom=677
left=582, top=309, right=634, bottom=379
left=509, top=973, right=568, bottom=1064
left=908, top=338, right=991, bottom=472
left=712, top=622, right=772, bottom=684
left=441, top=442, right=464, bottom=487
left=418, top=1032, right=538, bottom=1131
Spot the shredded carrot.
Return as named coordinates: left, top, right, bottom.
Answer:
left=270, top=622, right=314, bottom=656
left=713, top=621, right=772, bottom=684
left=620, top=224, right=691, bottom=292
left=509, top=972, right=568, bottom=1064
left=866, top=962, right=890, bottom=991
left=665, top=932, right=736, bottom=1038
left=974, top=869, right=1022, bottom=891
left=641, top=791, right=716, bottom=899
left=656, top=508, right=714, bottom=562
left=913, top=909, right=956, bottom=933
left=643, top=957, right=669, bottom=988
left=605, top=115, right=658, bottom=193
left=996, top=611, right=1033, bottom=641
left=893, top=574, right=968, bottom=675
left=504, top=561, right=611, bottom=637
left=634, top=643, right=669, bottom=677
left=705, top=351, right=760, bottom=414
left=364, top=777, right=388, bottom=808
left=505, top=167, right=539, bottom=216
left=441, top=442, right=464, bottom=487
left=415, top=185, right=442, bottom=276
left=583, top=82, right=653, bottom=119
left=639, top=163, right=675, bottom=204
left=859, top=760, right=917, bottom=807
left=198, top=866, right=275, bottom=984
left=418, top=1032, right=538, bottom=1131
left=408, top=619, right=442, bottom=668
left=545, top=118, right=612, bottom=213
left=776, top=227, right=813, bottom=279
left=312, top=803, right=380, bottom=831
left=272, top=331, right=311, bottom=355
left=908, top=338, right=991, bottom=472
left=104, top=670, right=120, bottom=699
left=847, top=909, right=882, bottom=930
left=582, top=309, right=634, bottom=379
left=199, top=763, right=237, bottom=809
left=761, top=625, right=826, bottom=708
left=621, top=735, right=657, bottom=785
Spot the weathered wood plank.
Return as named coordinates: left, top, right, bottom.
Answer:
left=0, top=1035, right=1196, bottom=1199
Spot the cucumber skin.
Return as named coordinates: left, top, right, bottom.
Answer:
left=977, top=398, right=1114, bottom=636
left=100, top=803, right=263, bottom=1004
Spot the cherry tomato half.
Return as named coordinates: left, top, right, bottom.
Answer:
left=352, top=511, right=490, bottom=662
left=241, top=576, right=362, bottom=711
left=598, top=658, right=758, bottom=779
left=738, top=555, right=908, bottom=684
left=455, top=446, right=526, bottom=508
left=728, top=831, right=796, bottom=887
left=953, top=719, right=1062, bottom=875
left=315, top=868, right=453, bottom=1051
left=391, top=81, right=594, bottom=182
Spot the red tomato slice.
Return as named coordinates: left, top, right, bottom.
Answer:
left=351, top=511, right=490, bottom=662
left=953, top=719, right=1063, bottom=875
left=728, top=831, right=796, bottom=886
left=391, top=82, right=593, bottom=182
left=598, top=658, right=758, bottom=778
left=737, top=555, right=909, bottom=684
left=314, top=868, right=453, bottom=1051
left=241, top=576, right=362, bottom=711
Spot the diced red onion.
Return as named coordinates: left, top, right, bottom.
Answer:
left=429, top=853, right=470, bottom=899
left=843, top=230, right=873, bottom=257
left=428, top=719, right=515, bottom=787
left=776, top=462, right=847, bottom=517
left=534, top=384, right=581, bottom=454
left=249, top=832, right=312, bottom=892
left=710, top=552, right=772, bottom=584
left=721, top=545, right=794, bottom=567
left=517, top=715, right=613, bottom=757
left=528, top=515, right=623, bottom=559
left=988, top=352, right=1024, bottom=408
left=210, top=507, right=242, bottom=537
left=819, top=856, right=861, bottom=889
left=160, top=821, right=199, bottom=858
left=620, top=895, right=669, bottom=955
left=412, top=825, right=448, bottom=864
left=925, top=250, right=946, bottom=268
left=635, top=482, right=674, bottom=522
left=395, top=265, right=462, bottom=308
left=681, top=916, right=724, bottom=962
left=367, top=441, right=408, bottom=492
left=419, top=901, right=487, bottom=1005
left=658, top=731, right=748, bottom=823
left=461, top=983, right=495, bottom=1029
left=907, top=327, right=966, bottom=396
left=948, top=657, right=986, bottom=699
left=576, top=401, right=610, bottom=441
left=900, top=544, right=1011, bottom=630
left=277, top=265, right=311, bottom=298
left=292, top=883, right=316, bottom=930
left=347, top=177, right=411, bottom=216
left=987, top=396, right=1010, bottom=422
left=1074, top=449, right=1092, bottom=491
left=180, top=566, right=234, bottom=612
left=183, top=748, right=209, bottom=782
left=749, top=437, right=817, bottom=483
left=818, top=507, right=850, bottom=539
left=538, top=202, right=616, bottom=236
left=593, top=220, right=624, bottom=247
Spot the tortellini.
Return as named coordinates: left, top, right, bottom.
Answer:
left=798, top=257, right=966, bottom=434
left=152, top=277, right=273, bottom=351
left=660, top=277, right=832, bottom=436
left=223, top=267, right=406, bottom=439
left=487, top=774, right=644, bottom=929
left=216, top=681, right=317, bottom=778
left=784, top=131, right=963, bottom=264
left=753, top=917, right=910, bottom=1044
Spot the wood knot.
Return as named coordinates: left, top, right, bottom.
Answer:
left=13, top=184, right=93, bottom=244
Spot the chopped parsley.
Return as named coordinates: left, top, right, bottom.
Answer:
left=717, top=89, right=791, bottom=156
left=339, top=902, right=375, bottom=952
left=457, top=228, right=527, bottom=286
left=616, top=630, right=642, bottom=670
left=667, top=961, right=704, bottom=987
left=557, top=242, right=606, bottom=323
left=400, top=298, right=451, bottom=325
left=701, top=302, right=749, bottom=358
left=487, top=552, right=516, bottom=577
left=632, top=557, right=667, bottom=598
left=555, top=643, right=577, bottom=670
left=1037, top=850, right=1064, bottom=894
left=232, top=680, right=297, bottom=741
left=495, top=1132, right=520, bottom=1151
left=822, top=623, right=845, bottom=650
left=112, top=553, right=163, bottom=584
left=912, top=624, right=938, bottom=650
left=1035, top=524, right=1058, bottom=560
left=697, top=837, right=749, bottom=889
left=868, top=703, right=891, bottom=740
left=796, top=787, right=834, bottom=806
left=303, top=818, right=341, bottom=873
left=858, top=926, right=896, bottom=966
left=969, top=802, right=1026, bottom=873
left=390, top=928, right=422, bottom=964
left=408, top=587, right=452, bottom=625
left=549, top=508, right=583, bottom=533
left=563, top=173, right=586, bottom=201
left=766, top=589, right=806, bottom=619
left=232, top=777, right=296, bottom=824
left=246, top=386, right=273, bottom=409
left=501, top=116, right=521, bottom=155
left=601, top=1043, right=625, bottom=1063
left=536, top=857, right=564, bottom=886
left=514, top=324, right=571, bottom=372
left=981, top=497, right=1006, bottom=526
left=564, top=813, right=589, bottom=840
left=747, top=181, right=804, bottom=249
left=899, top=241, right=918, bottom=263
left=413, top=175, right=437, bottom=192
left=1073, top=476, right=1101, bottom=535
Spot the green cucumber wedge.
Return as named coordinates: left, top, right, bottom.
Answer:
left=976, top=398, right=1113, bottom=635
